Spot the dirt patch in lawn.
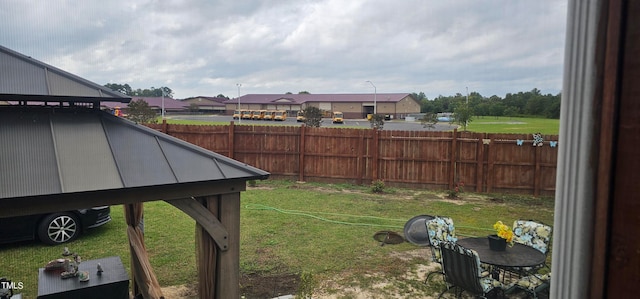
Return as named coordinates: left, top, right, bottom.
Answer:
left=241, top=272, right=300, bottom=299
left=160, top=273, right=300, bottom=299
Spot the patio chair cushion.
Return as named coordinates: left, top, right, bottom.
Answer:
left=506, top=272, right=551, bottom=298
left=426, top=216, right=458, bottom=263
left=512, top=220, right=552, bottom=255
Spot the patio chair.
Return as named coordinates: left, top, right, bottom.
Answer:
left=509, top=220, right=553, bottom=275
left=424, top=216, right=457, bottom=283
left=506, top=272, right=551, bottom=299
left=437, top=242, right=504, bottom=299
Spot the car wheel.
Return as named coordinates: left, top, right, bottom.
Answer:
left=37, top=213, right=80, bottom=245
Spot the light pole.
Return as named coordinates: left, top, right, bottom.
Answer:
left=465, top=86, right=469, bottom=128
left=366, top=80, right=377, bottom=115
left=161, top=87, right=165, bottom=119
left=236, top=83, right=242, bottom=124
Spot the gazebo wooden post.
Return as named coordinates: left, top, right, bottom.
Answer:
left=196, top=192, right=241, bottom=299
left=124, top=202, right=164, bottom=299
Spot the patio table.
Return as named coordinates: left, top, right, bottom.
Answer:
left=457, top=237, right=545, bottom=268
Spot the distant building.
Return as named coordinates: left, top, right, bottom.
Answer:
left=225, top=93, right=420, bottom=119
left=101, top=96, right=188, bottom=114
left=181, top=96, right=228, bottom=113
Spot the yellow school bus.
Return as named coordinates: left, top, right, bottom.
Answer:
left=273, top=110, right=287, bottom=121
left=296, top=111, right=305, bottom=122
left=252, top=110, right=266, bottom=120
left=232, top=109, right=242, bottom=119
left=263, top=111, right=276, bottom=121
left=332, top=111, right=344, bottom=124
left=241, top=110, right=253, bottom=119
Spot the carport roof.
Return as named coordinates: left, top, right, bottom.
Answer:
left=0, top=105, right=269, bottom=215
left=0, top=45, right=130, bottom=103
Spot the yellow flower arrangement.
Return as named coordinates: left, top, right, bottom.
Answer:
left=493, top=221, right=514, bottom=245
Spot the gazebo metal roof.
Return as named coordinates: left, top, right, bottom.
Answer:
left=0, top=44, right=130, bottom=103
left=0, top=106, right=269, bottom=217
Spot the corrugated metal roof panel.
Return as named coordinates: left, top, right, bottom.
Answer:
left=102, top=117, right=178, bottom=187
left=51, top=113, right=123, bottom=192
left=0, top=50, right=49, bottom=95
left=158, top=139, right=227, bottom=182
left=48, top=71, right=102, bottom=97
left=0, top=111, right=62, bottom=198
left=0, top=45, right=130, bottom=102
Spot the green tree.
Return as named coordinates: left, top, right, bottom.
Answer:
left=131, top=86, right=173, bottom=97
left=126, top=99, right=158, bottom=124
left=104, top=83, right=173, bottom=98
left=504, top=107, right=519, bottom=118
left=104, top=83, right=133, bottom=95
left=453, top=101, right=474, bottom=131
left=369, top=114, right=385, bottom=129
left=302, top=106, right=323, bottom=127
left=412, top=92, right=427, bottom=102
left=420, top=112, right=439, bottom=129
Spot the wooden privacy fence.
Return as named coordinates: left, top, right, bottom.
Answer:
left=149, top=121, right=559, bottom=196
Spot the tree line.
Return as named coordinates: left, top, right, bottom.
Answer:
left=413, top=88, right=561, bottom=119
left=104, top=83, right=560, bottom=126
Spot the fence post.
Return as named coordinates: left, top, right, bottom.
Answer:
left=449, top=128, right=458, bottom=190
left=298, top=125, right=306, bottom=182
left=228, top=121, right=235, bottom=159
left=476, top=133, right=485, bottom=193
left=162, top=119, right=168, bottom=134
left=356, top=131, right=365, bottom=185
left=372, top=128, right=379, bottom=182
left=486, top=135, right=494, bottom=193
left=534, top=143, right=541, bottom=197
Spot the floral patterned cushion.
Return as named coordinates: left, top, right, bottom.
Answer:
left=507, top=272, right=551, bottom=296
left=512, top=220, right=552, bottom=255
left=426, top=216, right=458, bottom=263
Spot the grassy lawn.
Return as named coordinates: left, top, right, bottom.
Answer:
left=157, top=117, right=229, bottom=126
left=1, top=179, right=554, bottom=298
left=467, top=116, right=560, bottom=135
left=158, top=115, right=560, bottom=135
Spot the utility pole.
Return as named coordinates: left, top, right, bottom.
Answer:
left=366, top=80, right=377, bottom=115
left=236, top=83, right=242, bottom=124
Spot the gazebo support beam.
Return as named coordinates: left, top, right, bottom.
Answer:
left=166, top=197, right=229, bottom=251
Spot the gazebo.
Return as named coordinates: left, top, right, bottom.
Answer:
left=0, top=45, right=269, bottom=298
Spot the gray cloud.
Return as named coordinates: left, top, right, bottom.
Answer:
left=1, top=0, right=567, bottom=99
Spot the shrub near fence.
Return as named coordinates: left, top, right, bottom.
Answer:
left=148, top=121, right=558, bottom=196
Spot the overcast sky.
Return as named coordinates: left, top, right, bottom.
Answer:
left=1, top=0, right=567, bottom=100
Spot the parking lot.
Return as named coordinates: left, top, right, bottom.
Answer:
left=167, top=114, right=458, bottom=131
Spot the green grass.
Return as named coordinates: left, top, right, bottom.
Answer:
left=1, top=180, right=555, bottom=298
left=157, top=115, right=561, bottom=135
left=157, top=118, right=228, bottom=126
left=466, top=116, right=560, bottom=135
